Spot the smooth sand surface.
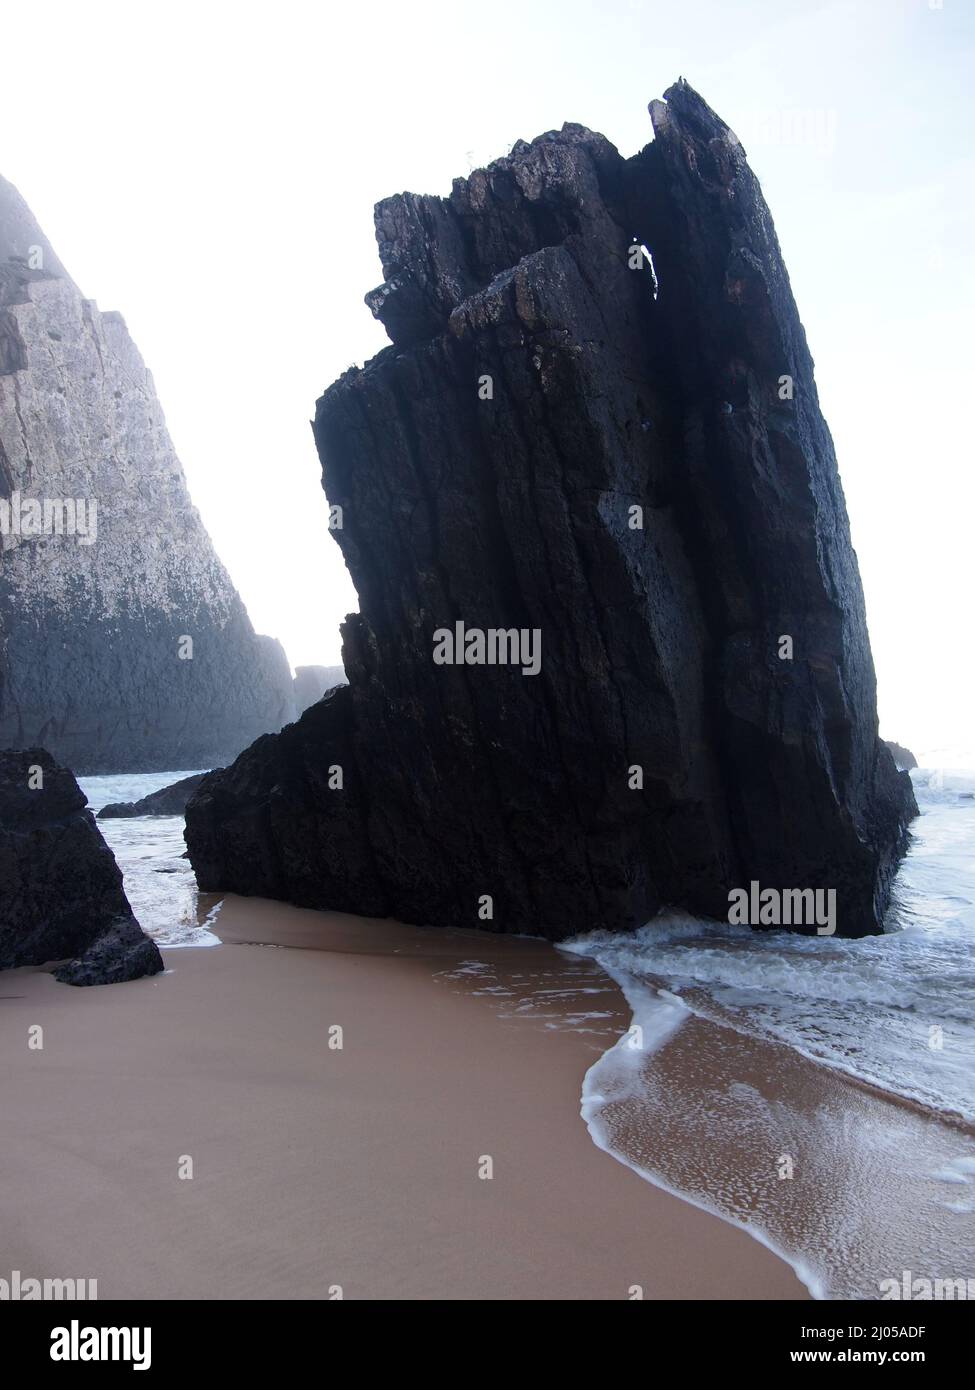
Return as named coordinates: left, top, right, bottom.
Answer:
left=0, top=897, right=806, bottom=1300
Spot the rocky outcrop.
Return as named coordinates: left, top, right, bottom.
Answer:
left=186, top=81, right=917, bottom=940
left=98, top=771, right=207, bottom=819
left=187, top=687, right=383, bottom=912
left=0, top=747, right=163, bottom=983
left=0, top=174, right=296, bottom=773
left=884, top=741, right=918, bottom=772
left=293, top=664, right=347, bottom=714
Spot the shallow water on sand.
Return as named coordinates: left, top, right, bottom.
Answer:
left=561, top=762, right=975, bottom=1298
left=80, top=771, right=220, bottom=948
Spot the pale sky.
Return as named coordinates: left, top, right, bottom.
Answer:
left=2, top=0, right=972, bottom=757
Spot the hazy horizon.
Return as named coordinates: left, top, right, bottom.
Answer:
left=3, top=0, right=972, bottom=756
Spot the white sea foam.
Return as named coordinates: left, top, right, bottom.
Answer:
left=565, top=766, right=975, bottom=1121
left=79, top=771, right=220, bottom=948
left=563, top=760, right=975, bottom=1298
left=576, top=985, right=828, bottom=1299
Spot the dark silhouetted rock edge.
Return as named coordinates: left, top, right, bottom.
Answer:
left=99, top=772, right=208, bottom=819
left=0, top=747, right=163, bottom=984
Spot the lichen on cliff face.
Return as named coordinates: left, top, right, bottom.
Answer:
left=186, top=81, right=916, bottom=940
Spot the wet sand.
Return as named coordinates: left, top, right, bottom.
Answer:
left=0, top=896, right=805, bottom=1300
left=581, top=995, right=975, bottom=1300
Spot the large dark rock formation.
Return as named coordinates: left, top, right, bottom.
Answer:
left=98, top=771, right=207, bottom=819
left=293, top=664, right=347, bottom=715
left=0, top=174, right=296, bottom=773
left=0, top=748, right=163, bottom=984
left=186, top=81, right=917, bottom=940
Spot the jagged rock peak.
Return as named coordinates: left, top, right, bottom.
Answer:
left=364, top=121, right=626, bottom=348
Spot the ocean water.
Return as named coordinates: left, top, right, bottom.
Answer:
left=80, top=770, right=220, bottom=948
left=563, top=758, right=975, bottom=1298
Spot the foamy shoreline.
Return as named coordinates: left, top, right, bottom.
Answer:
left=571, top=958, right=975, bottom=1301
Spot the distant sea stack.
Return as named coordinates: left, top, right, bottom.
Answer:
left=884, top=741, right=918, bottom=772
left=293, top=664, right=346, bottom=714
left=0, top=748, right=162, bottom=984
left=0, top=174, right=296, bottom=773
left=98, top=771, right=207, bottom=819
left=186, top=81, right=917, bottom=940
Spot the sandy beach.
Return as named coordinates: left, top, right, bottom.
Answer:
left=0, top=896, right=806, bottom=1301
